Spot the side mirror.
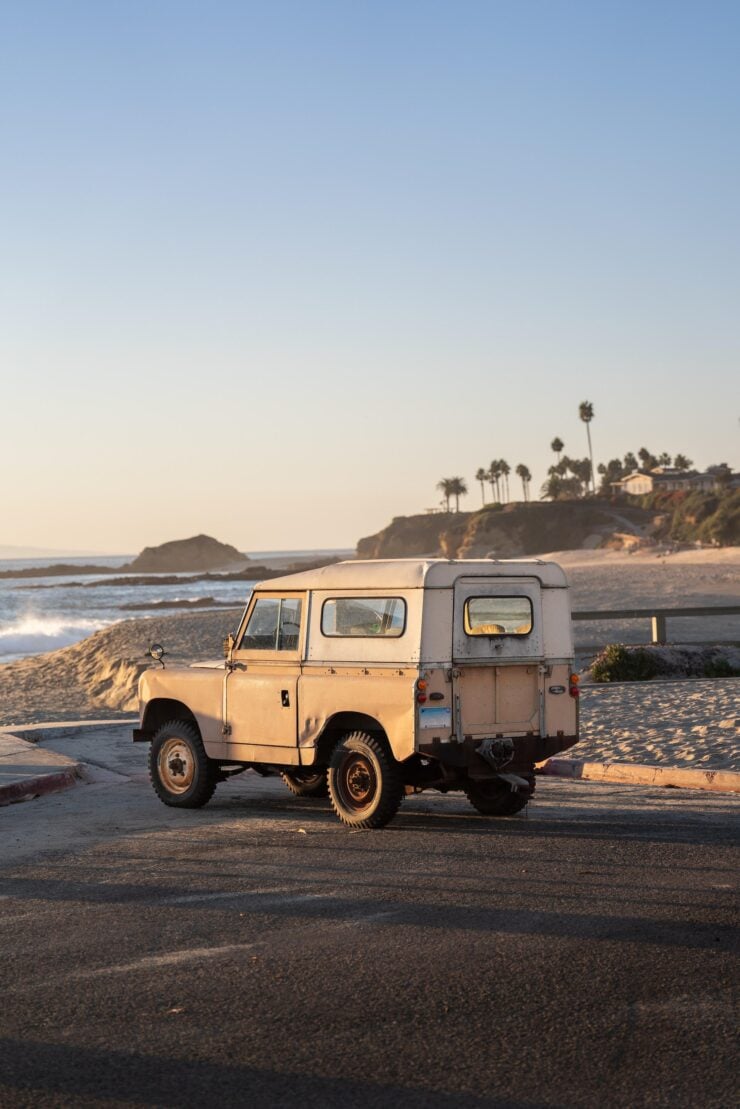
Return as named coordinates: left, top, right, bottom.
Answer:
left=223, top=633, right=235, bottom=658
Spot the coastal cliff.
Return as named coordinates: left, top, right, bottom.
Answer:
left=356, top=501, right=651, bottom=559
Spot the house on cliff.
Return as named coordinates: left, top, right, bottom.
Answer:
left=611, top=468, right=724, bottom=497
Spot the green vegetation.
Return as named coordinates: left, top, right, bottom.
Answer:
left=448, top=407, right=736, bottom=544
left=515, top=463, right=532, bottom=502
left=644, top=488, right=740, bottom=545
left=578, top=400, right=596, bottom=493
left=702, top=658, right=740, bottom=678
left=596, top=448, right=698, bottom=494
left=590, top=644, right=659, bottom=683
left=436, top=477, right=468, bottom=512
left=541, top=455, right=592, bottom=500
left=590, top=643, right=740, bottom=682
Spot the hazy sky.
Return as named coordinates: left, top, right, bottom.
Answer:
left=1, top=0, right=738, bottom=554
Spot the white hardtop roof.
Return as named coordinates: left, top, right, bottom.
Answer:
left=255, top=558, right=568, bottom=592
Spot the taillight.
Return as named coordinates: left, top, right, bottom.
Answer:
left=569, top=673, right=580, bottom=698
left=416, top=679, right=428, bottom=704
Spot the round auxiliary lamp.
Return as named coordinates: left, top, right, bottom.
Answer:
left=147, top=642, right=167, bottom=668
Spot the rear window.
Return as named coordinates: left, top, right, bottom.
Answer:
left=321, top=597, right=406, bottom=638
left=464, top=596, right=533, bottom=636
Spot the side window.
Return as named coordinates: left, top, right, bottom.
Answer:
left=321, top=597, right=406, bottom=638
left=240, top=597, right=303, bottom=651
left=464, top=596, right=533, bottom=636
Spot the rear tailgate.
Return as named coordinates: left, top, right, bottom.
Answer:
left=452, top=577, right=543, bottom=738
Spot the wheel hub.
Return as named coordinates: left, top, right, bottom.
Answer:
left=342, top=754, right=376, bottom=807
left=158, top=737, right=195, bottom=794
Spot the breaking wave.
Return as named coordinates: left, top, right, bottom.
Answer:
left=0, top=616, right=114, bottom=662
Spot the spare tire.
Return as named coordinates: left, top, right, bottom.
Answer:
left=464, top=778, right=533, bottom=816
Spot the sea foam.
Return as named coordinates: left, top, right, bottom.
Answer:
left=0, top=616, right=113, bottom=662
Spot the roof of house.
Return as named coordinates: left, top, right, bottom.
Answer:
left=611, top=469, right=714, bottom=488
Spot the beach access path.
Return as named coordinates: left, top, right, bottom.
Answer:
left=0, top=720, right=737, bottom=1108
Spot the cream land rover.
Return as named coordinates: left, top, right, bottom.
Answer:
left=135, top=558, right=579, bottom=828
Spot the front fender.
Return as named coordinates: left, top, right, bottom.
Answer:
left=138, top=666, right=224, bottom=750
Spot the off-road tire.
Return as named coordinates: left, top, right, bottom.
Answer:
left=149, top=719, right=218, bottom=808
left=464, top=778, right=533, bottom=816
left=327, top=731, right=403, bottom=829
left=280, top=769, right=329, bottom=798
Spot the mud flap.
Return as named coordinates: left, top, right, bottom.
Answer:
left=496, top=771, right=532, bottom=793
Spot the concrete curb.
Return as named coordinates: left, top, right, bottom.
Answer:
left=1, top=718, right=135, bottom=743
left=0, top=731, right=85, bottom=807
left=538, top=757, right=740, bottom=794
left=0, top=765, right=82, bottom=806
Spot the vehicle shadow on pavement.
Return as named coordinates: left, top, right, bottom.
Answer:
left=0, top=1037, right=533, bottom=1109
left=1, top=873, right=732, bottom=951
left=203, top=790, right=739, bottom=849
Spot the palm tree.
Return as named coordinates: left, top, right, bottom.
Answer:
left=475, top=467, right=488, bottom=507
left=500, top=460, right=511, bottom=502
left=578, top=401, right=595, bottom=493
left=638, top=447, right=658, bottom=471
left=674, top=454, right=693, bottom=472
left=624, top=452, right=638, bottom=472
left=436, top=478, right=453, bottom=512
left=516, top=463, right=531, bottom=502
left=550, top=437, right=564, bottom=464
left=658, top=452, right=672, bottom=467
left=489, top=460, right=501, bottom=502
left=449, top=477, right=467, bottom=512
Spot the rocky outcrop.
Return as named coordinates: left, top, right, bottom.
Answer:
left=356, top=513, right=462, bottom=559
left=357, top=502, right=651, bottom=560
left=125, top=534, right=248, bottom=573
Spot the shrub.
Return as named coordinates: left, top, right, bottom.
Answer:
left=702, top=658, right=740, bottom=678
left=590, top=643, right=659, bottom=683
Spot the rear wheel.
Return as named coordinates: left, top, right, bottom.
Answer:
left=464, top=778, right=533, bottom=816
left=328, top=732, right=403, bottom=829
left=280, top=769, right=328, bottom=798
left=149, top=719, right=217, bottom=808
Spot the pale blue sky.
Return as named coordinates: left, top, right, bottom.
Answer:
left=1, top=0, right=738, bottom=552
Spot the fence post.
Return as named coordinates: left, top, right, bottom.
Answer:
left=651, top=614, right=667, bottom=644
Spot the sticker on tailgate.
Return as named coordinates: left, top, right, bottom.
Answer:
left=419, top=706, right=452, bottom=729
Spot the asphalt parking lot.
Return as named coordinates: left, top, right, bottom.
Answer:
left=0, top=727, right=738, bottom=1108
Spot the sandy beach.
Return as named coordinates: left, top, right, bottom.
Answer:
left=0, top=548, right=737, bottom=770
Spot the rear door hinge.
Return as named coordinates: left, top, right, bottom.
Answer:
left=222, top=723, right=232, bottom=736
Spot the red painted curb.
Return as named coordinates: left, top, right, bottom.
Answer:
left=0, top=766, right=81, bottom=807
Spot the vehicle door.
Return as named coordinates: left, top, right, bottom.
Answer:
left=224, top=592, right=305, bottom=763
left=451, top=578, right=543, bottom=738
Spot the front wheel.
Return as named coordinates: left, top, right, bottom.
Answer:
left=149, top=719, right=217, bottom=808
left=327, top=732, right=403, bottom=829
left=280, top=769, right=328, bottom=798
left=464, top=778, right=533, bottom=816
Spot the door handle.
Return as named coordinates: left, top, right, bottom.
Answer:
left=281, top=690, right=290, bottom=707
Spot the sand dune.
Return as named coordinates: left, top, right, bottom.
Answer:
left=0, top=609, right=240, bottom=726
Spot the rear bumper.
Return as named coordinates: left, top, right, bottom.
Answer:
left=419, top=734, right=578, bottom=778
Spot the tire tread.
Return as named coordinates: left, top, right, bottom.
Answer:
left=149, top=719, right=217, bottom=809
left=328, top=731, right=403, bottom=829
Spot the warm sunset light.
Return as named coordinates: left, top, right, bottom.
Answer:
left=1, top=8, right=738, bottom=1107
left=1, top=3, right=737, bottom=554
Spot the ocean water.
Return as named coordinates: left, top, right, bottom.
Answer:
left=0, top=550, right=352, bottom=662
